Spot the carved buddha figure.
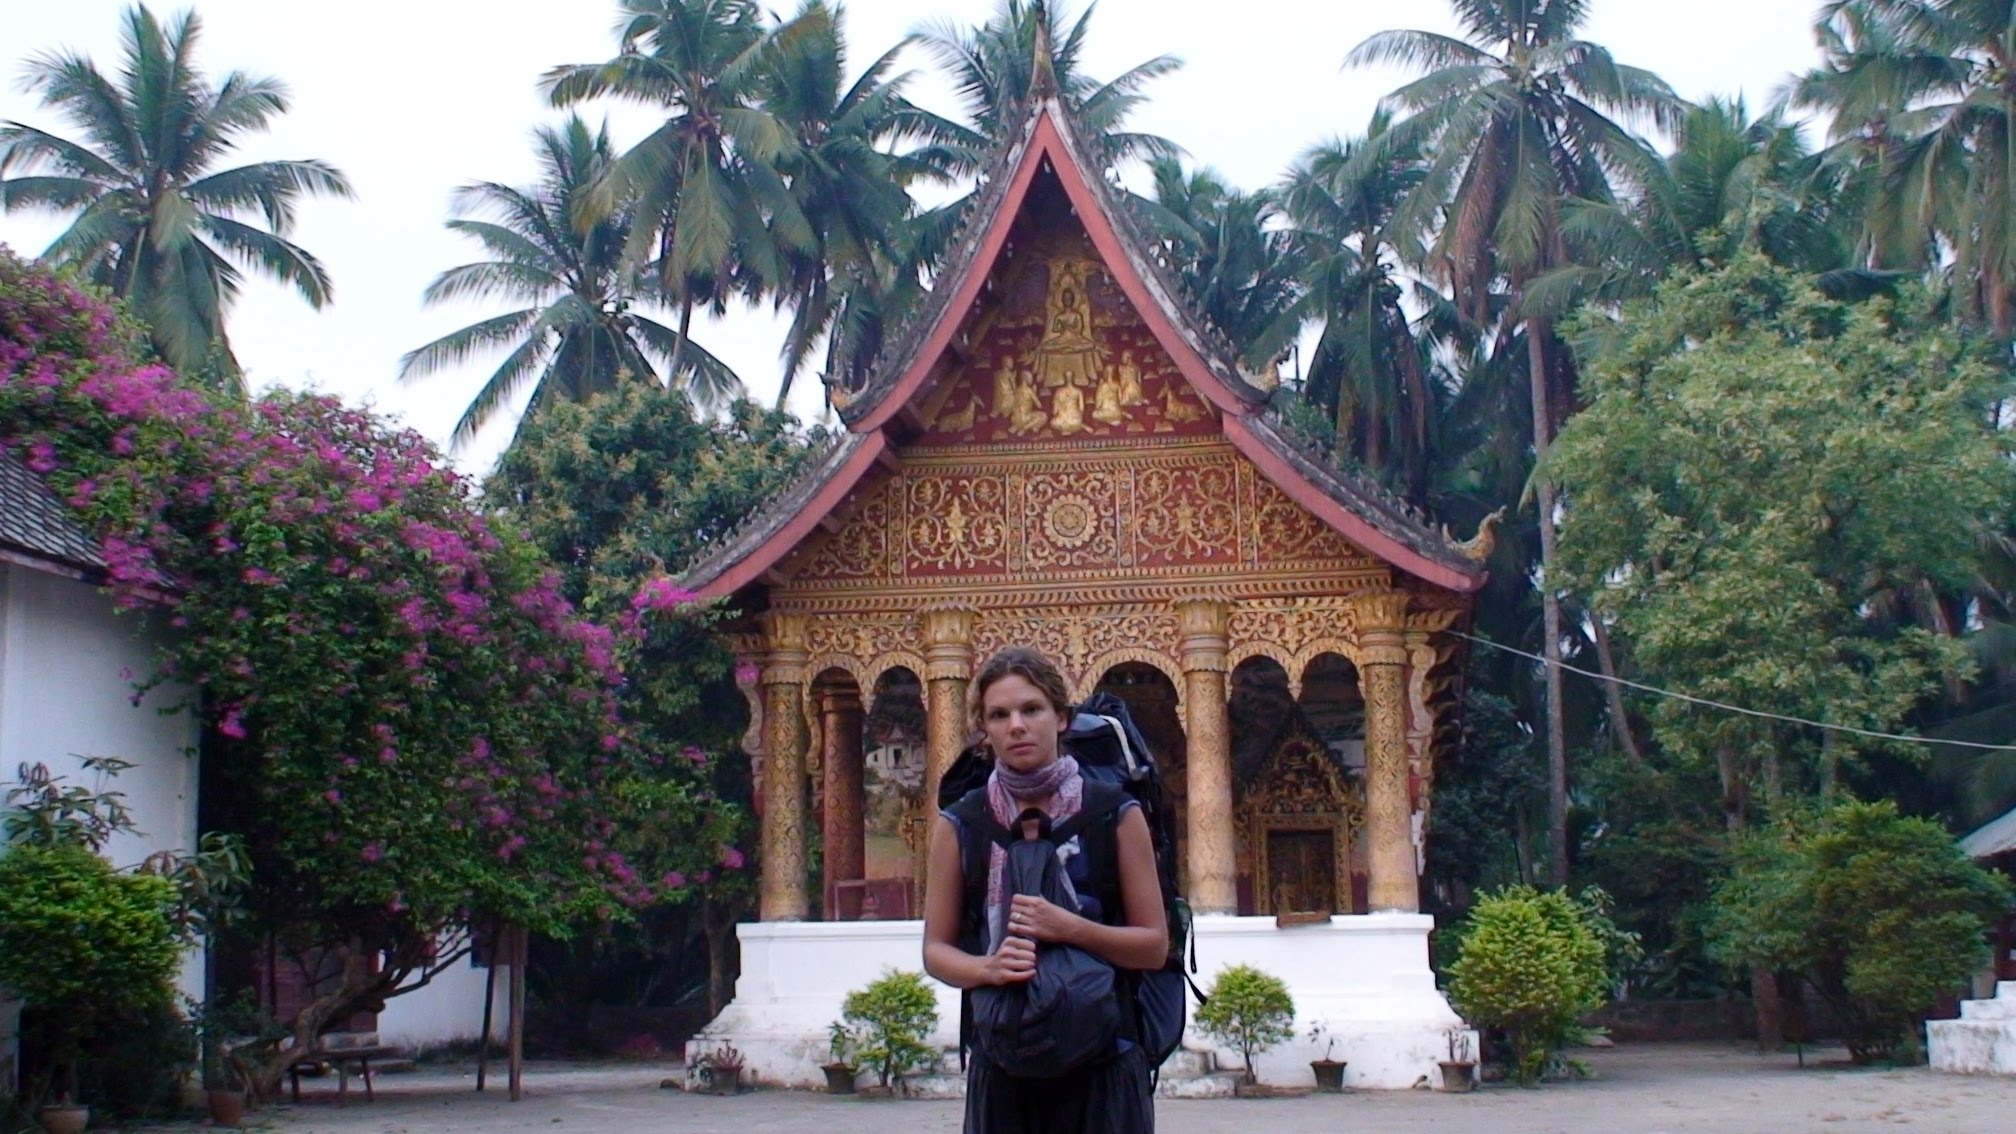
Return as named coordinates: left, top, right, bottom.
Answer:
left=1035, top=261, right=1101, bottom=390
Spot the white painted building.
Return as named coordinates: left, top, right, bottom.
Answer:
left=0, top=451, right=202, bottom=1092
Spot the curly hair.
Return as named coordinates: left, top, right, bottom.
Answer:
left=969, top=646, right=1071, bottom=730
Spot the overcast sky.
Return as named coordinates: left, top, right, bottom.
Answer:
left=1, top=0, right=1830, bottom=477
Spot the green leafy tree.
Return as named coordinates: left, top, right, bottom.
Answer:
left=0, top=4, right=351, bottom=393
left=486, top=381, right=821, bottom=1011
left=1550, top=256, right=2013, bottom=822
left=757, top=1, right=955, bottom=405
left=1349, top=0, right=1686, bottom=884
left=1193, top=963, right=1295, bottom=1085
left=544, top=0, right=804, bottom=382
left=838, top=969, right=940, bottom=1089
left=1707, top=800, right=2011, bottom=1063
left=0, top=844, right=182, bottom=1104
left=1445, top=885, right=1622, bottom=1084
left=1266, top=116, right=1451, bottom=502
left=401, top=116, right=739, bottom=446
left=1793, top=0, right=2016, bottom=336
left=1137, top=156, right=1301, bottom=370
left=0, top=250, right=734, bottom=1091
left=914, top=0, right=1180, bottom=171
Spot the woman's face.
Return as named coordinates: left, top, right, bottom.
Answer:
left=979, top=673, right=1066, bottom=775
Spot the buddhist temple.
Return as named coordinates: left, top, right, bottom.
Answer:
left=679, top=64, right=1491, bottom=1092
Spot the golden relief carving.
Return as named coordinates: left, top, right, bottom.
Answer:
left=1137, top=463, right=1239, bottom=565
left=805, top=614, right=915, bottom=662
left=1360, top=659, right=1417, bottom=912
left=1237, top=733, right=1365, bottom=916
left=972, top=606, right=1180, bottom=693
left=788, top=441, right=1388, bottom=594
left=760, top=676, right=810, bottom=920
left=906, top=475, right=1007, bottom=573
left=1022, top=468, right=1120, bottom=571
left=1183, top=663, right=1237, bottom=914
left=1250, top=475, right=1367, bottom=563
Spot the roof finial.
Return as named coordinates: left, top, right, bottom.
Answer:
left=1030, top=3, right=1059, bottom=102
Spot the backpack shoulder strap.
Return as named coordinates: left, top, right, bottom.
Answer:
left=1056, top=782, right=1128, bottom=929
left=944, top=788, right=999, bottom=954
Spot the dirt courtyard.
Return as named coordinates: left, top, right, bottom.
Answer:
left=192, top=1043, right=2016, bottom=1134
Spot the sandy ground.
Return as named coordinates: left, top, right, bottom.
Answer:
left=168, top=1043, right=2016, bottom=1134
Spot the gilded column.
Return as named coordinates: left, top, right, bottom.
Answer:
left=919, top=605, right=978, bottom=807
left=1176, top=598, right=1236, bottom=915
left=1352, top=591, right=1417, bottom=913
left=820, top=689, right=866, bottom=918
left=759, top=612, right=810, bottom=921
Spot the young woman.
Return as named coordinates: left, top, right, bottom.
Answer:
left=922, top=646, right=1166, bottom=1133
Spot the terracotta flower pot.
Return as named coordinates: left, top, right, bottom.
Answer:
left=207, top=1088, right=247, bottom=1127
left=1437, top=1059, right=1477, bottom=1093
left=822, top=1063, right=858, bottom=1094
left=37, top=1104, right=89, bottom=1134
left=1310, top=1058, right=1347, bottom=1093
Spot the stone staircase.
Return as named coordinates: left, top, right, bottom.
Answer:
left=898, top=1046, right=1240, bottom=1099
left=1929, top=982, right=2016, bottom=1075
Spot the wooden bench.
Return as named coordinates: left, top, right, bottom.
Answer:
left=287, top=1042, right=403, bottom=1106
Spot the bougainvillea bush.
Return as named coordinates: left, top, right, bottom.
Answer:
left=0, top=249, right=739, bottom=1079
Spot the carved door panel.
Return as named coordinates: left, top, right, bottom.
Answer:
left=1266, top=829, right=1337, bottom=915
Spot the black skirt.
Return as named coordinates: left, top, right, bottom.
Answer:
left=963, top=1044, right=1154, bottom=1134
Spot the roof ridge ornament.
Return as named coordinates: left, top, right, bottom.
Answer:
left=1030, top=7, right=1060, bottom=101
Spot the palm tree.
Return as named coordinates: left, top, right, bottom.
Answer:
left=1259, top=120, right=1449, bottom=502
left=399, top=117, right=739, bottom=447
left=0, top=4, right=351, bottom=394
left=543, top=0, right=806, bottom=384
left=1138, top=157, right=1302, bottom=370
left=1529, top=96, right=1859, bottom=322
left=914, top=0, right=1182, bottom=174
left=1348, top=0, right=1685, bottom=885
left=757, top=2, right=957, bottom=406
left=1792, top=0, right=2016, bottom=336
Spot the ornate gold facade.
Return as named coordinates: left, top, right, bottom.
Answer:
left=700, top=167, right=1477, bottom=923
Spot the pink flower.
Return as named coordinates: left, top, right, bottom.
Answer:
left=324, top=789, right=343, bottom=805
left=219, top=708, right=247, bottom=740
left=720, top=845, right=745, bottom=870
left=662, top=871, right=687, bottom=889
left=361, top=842, right=384, bottom=864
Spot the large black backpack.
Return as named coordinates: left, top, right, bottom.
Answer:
left=938, top=693, right=1201, bottom=1074
left=964, top=805, right=1124, bottom=1079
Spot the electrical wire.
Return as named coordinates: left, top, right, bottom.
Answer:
left=1451, top=629, right=2016, bottom=753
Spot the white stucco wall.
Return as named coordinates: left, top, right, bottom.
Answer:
left=376, top=951, right=510, bottom=1051
left=0, top=562, right=204, bottom=1089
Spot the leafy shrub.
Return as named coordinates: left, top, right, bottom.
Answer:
left=1194, top=964, right=1295, bottom=1084
left=1707, top=800, right=2010, bottom=1063
left=1446, top=886, right=1625, bottom=1085
left=839, top=970, right=940, bottom=1089
left=0, top=843, right=182, bottom=1100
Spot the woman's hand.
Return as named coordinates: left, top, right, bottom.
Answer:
left=1008, top=893, right=1085, bottom=946
left=984, top=935, right=1038, bottom=985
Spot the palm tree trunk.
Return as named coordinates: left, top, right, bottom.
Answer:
left=667, top=293, right=694, bottom=388
left=1528, top=318, right=1570, bottom=887
left=1590, top=614, right=1645, bottom=765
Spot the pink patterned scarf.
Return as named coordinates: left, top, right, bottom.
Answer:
left=982, top=755, right=1083, bottom=952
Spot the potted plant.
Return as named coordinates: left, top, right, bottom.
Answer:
left=839, top=970, right=941, bottom=1096
left=1438, top=1029, right=1477, bottom=1093
left=822, top=1021, right=861, bottom=1094
left=1306, top=1018, right=1346, bottom=1092
left=690, top=1043, right=746, bottom=1095
left=1193, top=964, right=1296, bottom=1093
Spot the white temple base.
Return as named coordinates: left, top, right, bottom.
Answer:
left=1930, top=982, right=2016, bottom=1075
left=684, top=913, right=1472, bottom=1093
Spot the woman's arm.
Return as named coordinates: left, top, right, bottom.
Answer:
left=922, top=814, right=1036, bottom=990
left=1008, top=806, right=1169, bottom=970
